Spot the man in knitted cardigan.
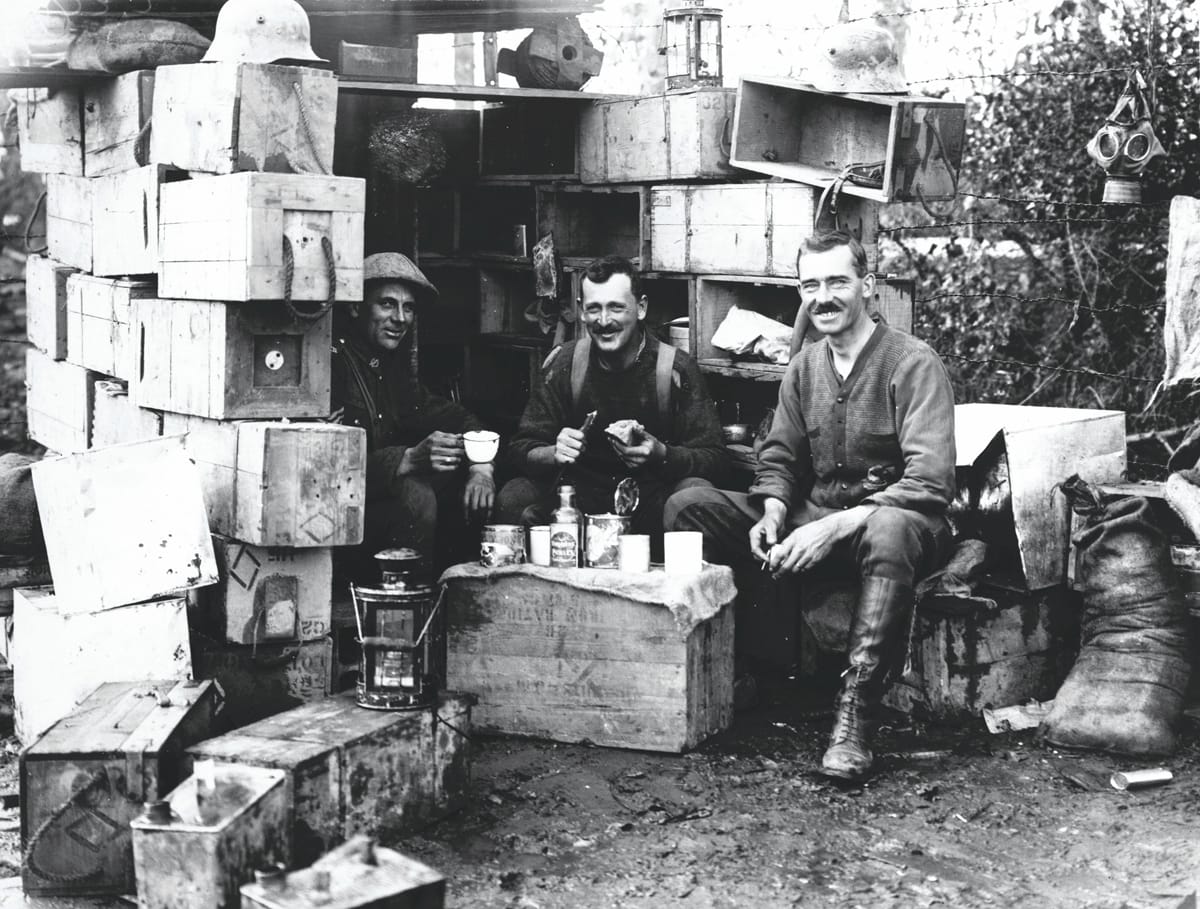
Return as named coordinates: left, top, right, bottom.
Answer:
left=497, top=255, right=727, bottom=540
left=665, top=231, right=956, bottom=781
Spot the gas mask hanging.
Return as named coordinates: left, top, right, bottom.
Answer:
left=1086, top=69, right=1165, bottom=204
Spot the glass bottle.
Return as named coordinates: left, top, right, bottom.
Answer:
left=550, top=485, right=582, bottom=568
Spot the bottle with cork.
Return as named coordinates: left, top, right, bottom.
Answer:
left=550, top=484, right=582, bottom=567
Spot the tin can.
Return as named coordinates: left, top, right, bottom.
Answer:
left=480, top=524, right=525, bottom=567
left=1110, top=768, right=1173, bottom=791
left=549, top=522, right=580, bottom=568
left=585, top=514, right=631, bottom=568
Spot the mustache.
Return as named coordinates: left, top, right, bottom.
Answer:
left=810, top=302, right=841, bottom=315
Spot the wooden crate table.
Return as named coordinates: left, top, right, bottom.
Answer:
left=441, top=563, right=735, bottom=753
left=185, top=692, right=474, bottom=867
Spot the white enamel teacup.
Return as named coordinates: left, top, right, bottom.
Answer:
left=463, top=430, right=500, bottom=464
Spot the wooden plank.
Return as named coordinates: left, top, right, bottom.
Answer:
left=152, top=63, right=337, bottom=176
left=12, top=587, right=192, bottom=745
left=337, top=39, right=418, bottom=80
left=234, top=423, right=366, bottom=548
left=91, top=378, right=163, bottom=448
left=30, top=435, right=219, bottom=613
left=91, top=164, right=176, bottom=277
left=198, top=536, right=333, bottom=644
left=25, top=348, right=96, bottom=453
left=24, top=254, right=74, bottom=360
left=161, top=413, right=238, bottom=535
left=578, top=88, right=737, bottom=184
left=339, top=79, right=626, bottom=101
left=15, top=88, right=84, bottom=175
left=158, top=172, right=365, bottom=302
left=65, top=273, right=152, bottom=381
left=133, top=298, right=332, bottom=419
left=82, top=69, right=154, bottom=177
left=45, top=173, right=93, bottom=271
left=730, top=77, right=967, bottom=203
left=20, top=679, right=219, bottom=896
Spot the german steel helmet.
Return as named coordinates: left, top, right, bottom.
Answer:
left=805, top=22, right=909, bottom=94
left=202, top=0, right=328, bottom=66
left=364, top=252, right=439, bottom=304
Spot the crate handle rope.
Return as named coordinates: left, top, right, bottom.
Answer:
left=281, top=234, right=337, bottom=322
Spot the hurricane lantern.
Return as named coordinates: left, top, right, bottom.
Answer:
left=658, top=0, right=723, bottom=91
left=350, top=548, right=443, bottom=710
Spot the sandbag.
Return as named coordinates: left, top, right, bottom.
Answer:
left=1041, top=487, right=1191, bottom=756
left=0, top=452, right=43, bottom=555
left=67, top=20, right=210, bottom=73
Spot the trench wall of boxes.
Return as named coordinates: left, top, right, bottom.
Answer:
left=18, top=62, right=368, bottom=732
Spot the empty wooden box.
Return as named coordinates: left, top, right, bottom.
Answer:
left=20, top=679, right=221, bottom=896
left=31, top=435, right=219, bottom=613
left=240, top=835, right=446, bottom=909
left=83, top=69, right=155, bottom=177
left=92, top=378, right=163, bottom=448
left=12, top=586, right=193, bottom=745
left=14, top=87, right=84, bottom=175
left=443, top=563, right=735, bottom=752
left=133, top=298, right=332, bottom=419
left=536, top=184, right=649, bottom=265
left=25, top=348, right=97, bottom=453
left=158, top=171, right=365, bottom=303
left=66, top=273, right=152, bottom=381
left=649, top=182, right=880, bottom=275
left=151, top=62, right=336, bottom=175
left=46, top=173, right=93, bottom=271
left=187, top=692, right=474, bottom=866
left=579, top=88, right=738, bottom=184
left=730, top=77, right=968, bottom=203
left=201, top=534, right=333, bottom=645
left=131, top=764, right=291, bottom=909
left=24, top=254, right=74, bottom=360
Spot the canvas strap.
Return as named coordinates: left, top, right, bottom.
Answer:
left=570, top=333, right=674, bottom=430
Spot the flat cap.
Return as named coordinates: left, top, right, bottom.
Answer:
left=363, top=252, right=439, bottom=302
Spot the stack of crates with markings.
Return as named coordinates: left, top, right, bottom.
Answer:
left=17, top=58, right=368, bottom=729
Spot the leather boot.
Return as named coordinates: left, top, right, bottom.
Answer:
left=820, top=576, right=913, bottom=781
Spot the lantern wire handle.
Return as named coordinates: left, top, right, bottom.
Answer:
left=413, top=586, right=447, bottom=648
left=349, top=584, right=366, bottom=644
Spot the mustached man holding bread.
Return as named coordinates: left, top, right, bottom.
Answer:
left=496, top=255, right=728, bottom=546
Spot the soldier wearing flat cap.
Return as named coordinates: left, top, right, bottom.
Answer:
left=333, top=252, right=494, bottom=575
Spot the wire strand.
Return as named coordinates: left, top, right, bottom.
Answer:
left=937, top=351, right=1156, bottom=384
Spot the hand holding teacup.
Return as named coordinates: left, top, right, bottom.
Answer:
left=463, top=430, right=500, bottom=464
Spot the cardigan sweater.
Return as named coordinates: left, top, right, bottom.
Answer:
left=750, top=322, right=956, bottom=514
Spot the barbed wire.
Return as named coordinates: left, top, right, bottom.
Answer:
left=880, top=214, right=1166, bottom=232
left=908, top=60, right=1182, bottom=84
left=612, top=0, right=1022, bottom=30
left=956, top=191, right=1172, bottom=210
left=917, top=291, right=1160, bottom=317
left=936, top=351, right=1157, bottom=384
left=0, top=338, right=29, bottom=345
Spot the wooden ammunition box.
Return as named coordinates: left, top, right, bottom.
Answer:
left=46, top=173, right=93, bottom=271
left=83, top=69, right=155, bottom=177
left=131, top=764, right=291, bottom=909
left=20, top=679, right=221, bottom=896
left=151, top=62, right=336, bottom=175
left=730, top=77, right=968, bottom=203
left=200, top=535, right=333, bottom=644
left=92, top=379, right=163, bottom=448
left=24, top=254, right=74, bottom=360
left=14, top=87, right=84, bottom=175
left=133, top=298, right=332, bottom=419
left=66, top=273, right=152, bottom=381
left=235, top=422, right=366, bottom=548
left=241, top=835, right=446, bottom=909
left=882, top=581, right=1081, bottom=719
left=30, top=435, right=219, bottom=613
left=0, top=555, right=52, bottom=625
left=535, top=183, right=649, bottom=265
left=443, top=563, right=735, bottom=752
left=161, top=412, right=239, bottom=533
left=12, top=587, right=193, bottom=745
left=578, top=88, right=738, bottom=184
left=190, top=633, right=333, bottom=729
left=187, top=692, right=473, bottom=866
left=158, top=171, right=365, bottom=302
left=337, top=39, right=418, bottom=80
left=649, top=182, right=880, bottom=275
left=91, top=164, right=181, bottom=277
left=25, top=348, right=97, bottom=453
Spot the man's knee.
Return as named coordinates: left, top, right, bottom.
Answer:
left=857, top=506, right=946, bottom=578
left=663, top=483, right=725, bottom=531
left=496, top=477, right=545, bottom=525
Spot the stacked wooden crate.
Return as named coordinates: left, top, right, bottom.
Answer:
left=17, top=61, right=369, bottom=728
